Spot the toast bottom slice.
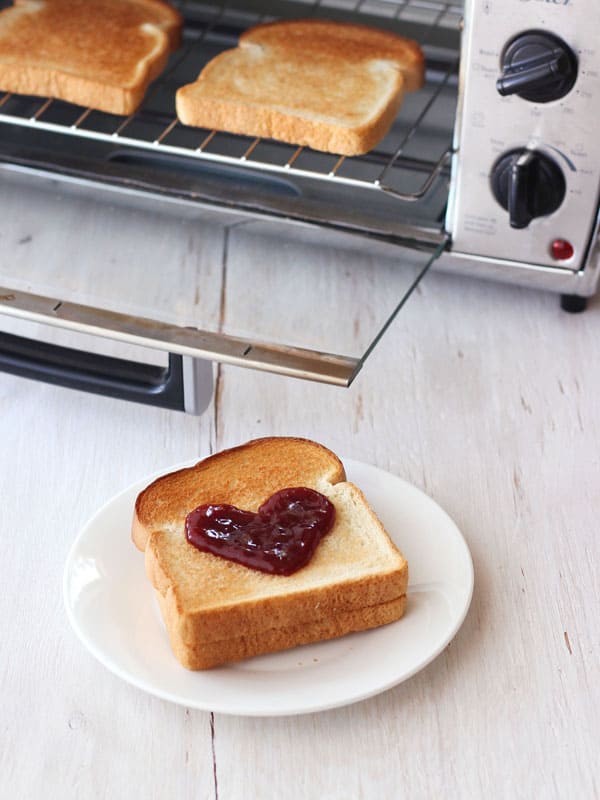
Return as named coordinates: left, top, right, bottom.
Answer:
left=158, top=592, right=406, bottom=670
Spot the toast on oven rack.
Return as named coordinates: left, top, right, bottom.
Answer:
left=132, top=437, right=408, bottom=670
left=0, top=0, right=182, bottom=115
left=175, top=19, right=425, bottom=156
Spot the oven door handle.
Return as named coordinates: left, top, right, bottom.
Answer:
left=0, top=331, right=212, bottom=413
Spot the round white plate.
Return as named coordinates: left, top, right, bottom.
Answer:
left=63, top=459, right=473, bottom=716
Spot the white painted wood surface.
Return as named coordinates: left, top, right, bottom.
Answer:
left=1, top=200, right=599, bottom=799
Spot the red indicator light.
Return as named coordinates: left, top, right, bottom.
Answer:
left=551, top=239, right=574, bottom=261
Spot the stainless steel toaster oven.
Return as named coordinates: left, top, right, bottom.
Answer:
left=0, top=0, right=598, bottom=412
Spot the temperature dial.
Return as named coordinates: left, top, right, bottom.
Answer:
left=490, top=149, right=566, bottom=229
left=497, top=31, right=577, bottom=103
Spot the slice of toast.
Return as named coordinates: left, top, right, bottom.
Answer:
left=175, top=19, right=425, bottom=156
left=0, top=0, right=182, bottom=114
left=133, top=437, right=408, bottom=669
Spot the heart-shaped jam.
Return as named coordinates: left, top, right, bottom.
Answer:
left=185, top=487, right=335, bottom=575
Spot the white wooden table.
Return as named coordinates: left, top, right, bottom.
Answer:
left=1, top=214, right=599, bottom=799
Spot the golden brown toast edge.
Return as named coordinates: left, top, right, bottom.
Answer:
left=133, top=437, right=408, bottom=669
left=160, top=592, right=407, bottom=669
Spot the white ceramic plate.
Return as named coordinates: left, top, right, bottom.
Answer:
left=63, top=459, right=474, bottom=716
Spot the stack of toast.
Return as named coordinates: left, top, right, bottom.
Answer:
left=132, top=437, right=408, bottom=669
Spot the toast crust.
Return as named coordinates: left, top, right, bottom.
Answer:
left=133, top=437, right=408, bottom=668
left=0, top=0, right=182, bottom=114
left=162, top=594, right=407, bottom=670
left=176, top=19, right=425, bottom=156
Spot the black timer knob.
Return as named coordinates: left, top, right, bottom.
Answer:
left=497, top=31, right=577, bottom=103
left=490, top=149, right=566, bottom=229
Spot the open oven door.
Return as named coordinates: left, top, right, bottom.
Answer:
left=0, top=165, right=448, bottom=412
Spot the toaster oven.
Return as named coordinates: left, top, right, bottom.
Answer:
left=0, top=0, right=598, bottom=413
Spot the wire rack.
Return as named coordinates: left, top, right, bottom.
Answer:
left=0, top=0, right=461, bottom=202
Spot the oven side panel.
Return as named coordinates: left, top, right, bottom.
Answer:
left=447, top=0, right=600, bottom=279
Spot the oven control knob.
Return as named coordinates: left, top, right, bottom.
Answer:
left=497, top=31, right=578, bottom=103
left=490, top=148, right=566, bottom=229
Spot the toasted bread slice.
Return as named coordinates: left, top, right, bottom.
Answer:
left=175, top=19, right=425, bottom=156
left=0, top=0, right=182, bottom=114
left=133, top=437, right=408, bottom=670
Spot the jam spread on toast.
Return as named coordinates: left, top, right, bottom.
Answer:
left=185, top=487, right=335, bottom=575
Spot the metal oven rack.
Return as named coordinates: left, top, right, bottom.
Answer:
left=0, top=0, right=460, bottom=211
left=0, top=0, right=462, bottom=392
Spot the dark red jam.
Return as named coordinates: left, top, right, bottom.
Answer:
left=185, top=487, right=335, bottom=576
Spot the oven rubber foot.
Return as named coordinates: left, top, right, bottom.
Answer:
left=560, top=294, right=588, bottom=313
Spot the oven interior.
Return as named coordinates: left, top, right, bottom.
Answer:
left=0, top=0, right=462, bottom=405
